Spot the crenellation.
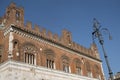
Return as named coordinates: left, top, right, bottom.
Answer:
left=91, top=51, right=94, bottom=57
left=80, top=45, right=84, bottom=53
left=0, top=3, right=104, bottom=80
left=70, top=42, right=92, bottom=55
left=61, top=29, right=72, bottom=46
left=78, top=45, right=82, bottom=51
left=73, top=43, right=77, bottom=50
left=34, top=24, right=39, bottom=32
left=72, top=42, right=76, bottom=50
left=89, top=49, right=92, bottom=55
left=86, top=47, right=90, bottom=55
left=75, top=43, right=79, bottom=50
left=85, top=47, right=89, bottom=54
left=78, top=44, right=82, bottom=52
left=74, top=43, right=78, bottom=50
left=86, top=48, right=90, bottom=55
left=76, top=43, right=80, bottom=50
left=47, top=30, right=53, bottom=39
left=26, top=21, right=32, bottom=29
left=41, top=27, right=47, bottom=38
left=82, top=46, right=86, bottom=54
left=87, top=49, right=91, bottom=55
left=72, top=42, right=76, bottom=49
left=59, top=37, right=63, bottom=45
left=38, top=27, right=42, bottom=33
left=87, top=48, right=93, bottom=56
left=72, top=42, right=75, bottom=47
left=76, top=43, right=78, bottom=50
left=18, top=6, right=24, bottom=12
left=9, top=2, right=16, bottom=8
left=90, top=43, right=100, bottom=57
left=53, top=34, right=59, bottom=42
left=87, top=48, right=97, bottom=58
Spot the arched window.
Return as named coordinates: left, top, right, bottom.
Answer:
left=16, top=11, right=20, bottom=20
left=22, top=43, right=38, bottom=65
left=86, top=61, right=92, bottom=77
left=44, top=49, right=55, bottom=69
left=95, top=64, right=101, bottom=80
left=74, top=58, right=82, bottom=75
left=13, top=40, right=19, bottom=56
left=61, top=55, right=70, bottom=73
left=13, top=40, right=19, bottom=49
left=24, top=53, right=35, bottom=64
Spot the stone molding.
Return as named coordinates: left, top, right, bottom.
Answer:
left=0, top=60, right=99, bottom=80
left=3, top=25, right=102, bottom=63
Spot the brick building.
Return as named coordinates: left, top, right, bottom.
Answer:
left=0, top=3, right=105, bottom=80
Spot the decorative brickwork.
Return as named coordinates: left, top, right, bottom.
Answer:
left=0, top=2, right=105, bottom=80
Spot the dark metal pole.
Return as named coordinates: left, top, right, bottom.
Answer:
left=101, top=44, right=113, bottom=80
left=92, top=18, right=113, bottom=80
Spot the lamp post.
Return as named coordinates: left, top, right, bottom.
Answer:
left=92, top=18, right=113, bottom=80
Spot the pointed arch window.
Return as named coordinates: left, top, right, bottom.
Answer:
left=86, top=61, right=92, bottom=77
left=95, top=65, right=101, bottom=80
left=61, top=55, right=70, bottom=73
left=22, top=43, right=37, bottom=65
left=44, top=49, right=55, bottom=69
left=25, top=53, right=35, bottom=64
left=75, top=58, right=82, bottom=75
left=46, top=58, right=54, bottom=69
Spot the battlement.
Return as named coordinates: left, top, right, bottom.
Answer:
left=0, top=2, right=100, bottom=59
left=21, top=21, right=100, bottom=59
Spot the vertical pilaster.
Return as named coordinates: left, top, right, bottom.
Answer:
left=8, top=27, right=14, bottom=59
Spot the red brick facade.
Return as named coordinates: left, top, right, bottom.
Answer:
left=0, top=3, right=104, bottom=80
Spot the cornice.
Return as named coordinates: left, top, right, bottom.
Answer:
left=4, top=25, right=102, bottom=63
left=0, top=60, right=99, bottom=80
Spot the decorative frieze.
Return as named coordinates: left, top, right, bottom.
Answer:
left=0, top=3, right=104, bottom=80
left=3, top=24, right=99, bottom=60
left=3, top=25, right=101, bottom=63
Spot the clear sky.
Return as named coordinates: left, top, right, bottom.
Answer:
left=0, top=0, right=120, bottom=79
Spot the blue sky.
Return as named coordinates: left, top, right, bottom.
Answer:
left=0, top=0, right=120, bottom=79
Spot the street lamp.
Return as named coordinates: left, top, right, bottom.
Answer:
left=92, top=18, right=113, bottom=80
